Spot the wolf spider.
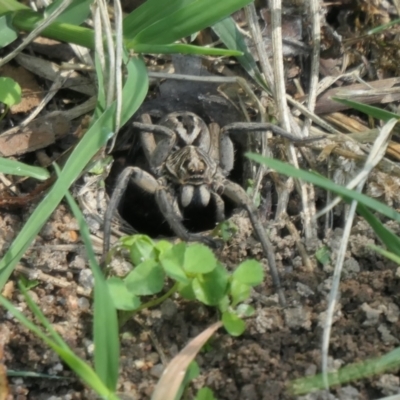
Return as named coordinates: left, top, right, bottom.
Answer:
left=104, top=112, right=318, bottom=305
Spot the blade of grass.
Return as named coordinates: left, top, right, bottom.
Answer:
left=0, top=0, right=28, bottom=12
left=11, top=10, right=95, bottom=49
left=18, top=281, right=69, bottom=349
left=212, top=17, right=269, bottom=91
left=356, top=204, right=400, bottom=257
left=332, top=98, right=400, bottom=121
left=0, top=294, right=118, bottom=398
left=246, top=153, right=400, bottom=223
left=0, top=157, right=50, bottom=180
left=44, top=0, right=92, bottom=25
left=129, top=0, right=253, bottom=46
left=369, top=245, right=400, bottom=265
left=291, top=346, right=400, bottom=395
left=132, top=43, right=242, bottom=56
left=0, top=56, right=148, bottom=290
left=123, top=0, right=196, bottom=39
left=63, top=184, right=119, bottom=393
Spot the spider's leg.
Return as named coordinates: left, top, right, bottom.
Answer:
left=221, top=122, right=325, bottom=144
left=211, top=192, right=225, bottom=222
left=222, top=179, right=286, bottom=306
left=103, top=166, right=159, bottom=258
left=155, top=188, right=221, bottom=248
left=133, top=114, right=177, bottom=171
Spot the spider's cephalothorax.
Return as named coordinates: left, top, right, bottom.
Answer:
left=164, top=145, right=219, bottom=208
left=103, top=111, right=320, bottom=305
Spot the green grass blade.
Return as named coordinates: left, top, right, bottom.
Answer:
left=57, top=347, right=120, bottom=399
left=123, top=0, right=196, bottom=39
left=291, top=346, right=400, bottom=395
left=19, top=281, right=69, bottom=349
left=369, top=245, right=400, bottom=265
left=356, top=204, right=400, bottom=257
left=130, top=0, right=253, bottom=46
left=44, top=0, right=92, bottom=25
left=246, top=153, right=400, bottom=223
left=0, top=56, right=148, bottom=290
left=0, top=293, right=60, bottom=349
left=333, top=98, right=400, bottom=121
left=212, top=17, right=269, bottom=91
left=0, top=293, right=119, bottom=398
left=132, top=42, right=242, bottom=56
left=0, top=0, right=28, bottom=12
left=0, top=157, right=49, bottom=180
left=64, top=186, right=119, bottom=392
left=11, top=10, right=95, bottom=49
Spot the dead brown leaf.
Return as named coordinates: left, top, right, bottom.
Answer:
left=151, top=321, right=222, bottom=400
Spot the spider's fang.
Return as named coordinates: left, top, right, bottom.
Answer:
left=181, top=185, right=194, bottom=207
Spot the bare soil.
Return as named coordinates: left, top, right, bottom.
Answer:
left=1, top=1, right=400, bottom=399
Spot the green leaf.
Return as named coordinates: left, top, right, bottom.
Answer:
left=369, top=245, right=400, bottom=265
left=107, top=277, right=141, bottom=311
left=127, top=235, right=157, bottom=265
left=63, top=187, right=119, bottom=393
left=44, top=0, right=92, bottom=25
left=0, top=0, right=28, bottom=13
left=155, top=240, right=173, bottom=257
left=123, top=0, right=196, bottom=39
left=0, top=56, right=148, bottom=291
left=12, top=9, right=95, bottom=49
left=132, top=42, right=242, bottom=56
left=315, top=245, right=331, bottom=265
left=0, top=77, right=21, bottom=106
left=125, top=259, right=165, bottom=296
left=192, top=264, right=228, bottom=306
left=178, top=282, right=196, bottom=300
left=184, top=244, right=217, bottom=274
left=332, top=98, right=400, bottom=122
left=0, top=295, right=118, bottom=399
left=212, top=17, right=268, bottom=91
left=160, top=242, right=190, bottom=284
left=247, top=153, right=400, bottom=224
left=290, top=346, right=400, bottom=395
left=0, top=14, right=17, bottom=48
left=230, top=279, right=250, bottom=307
left=222, top=311, right=246, bottom=336
left=130, top=0, right=253, bottom=46
left=174, top=359, right=200, bottom=400
left=236, top=303, right=255, bottom=318
left=194, top=387, right=217, bottom=400
left=233, top=259, right=264, bottom=286
left=217, top=295, right=230, bottom=313
left=0, top=157, right=50, bottom=180
left=356, top=204, right=400, bottom=257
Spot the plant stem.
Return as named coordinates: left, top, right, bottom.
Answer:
left=118, top=282, right=179, bottom=328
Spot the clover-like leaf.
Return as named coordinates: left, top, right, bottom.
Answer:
left=222, top=311, right=246, bottom=336
left=233, top=259, right=264, bottom=286
left=107, top=277, right=141, bottom=311
left=192, top=263, right=228, bottom=306
left=184, top=243, right=217, bottom=274
left=125, top=259, right=165, bottom=296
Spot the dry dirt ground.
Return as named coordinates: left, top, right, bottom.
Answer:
left=1, top=205, right=400, bottom=400
left=1, top=1, right=400, bottom=399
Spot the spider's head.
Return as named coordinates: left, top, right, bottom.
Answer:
left=165, top=146, right=218, bottom=207
left=161, top=112, right=210, bottom=151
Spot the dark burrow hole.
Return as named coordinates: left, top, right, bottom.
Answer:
left=106, top=129, right=246, bottom=238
